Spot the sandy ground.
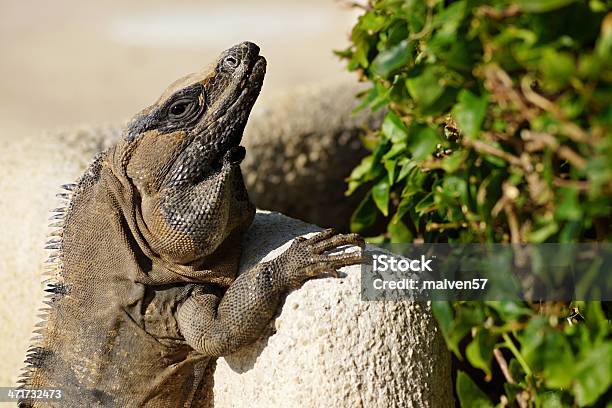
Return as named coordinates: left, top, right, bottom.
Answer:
left=0, top=0, right=360, bottom=388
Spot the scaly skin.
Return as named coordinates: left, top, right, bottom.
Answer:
left=18, top=42, right=363, bottom=407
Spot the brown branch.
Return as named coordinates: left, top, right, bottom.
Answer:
left=484, top=65, right=536, bottom=120
left=521, top=130, right=587, bottom=170
left=521, top=130, right=558, bottom=152
left=476, top=4, right=521, bottom=19
left=494, top=349, right=529, bottom=408
left=557, top=146, right=587, bottom=170
left=426, top=221, right=468, bottom=232
left=553, top=177, right=590, bottom=191
left=504, top=204, right=521, bottom=244
left=494, top=348, right=515, bottom=383
left=520, top=76, right=589, bottom=143
left=463, top=138, right=527, bottom=169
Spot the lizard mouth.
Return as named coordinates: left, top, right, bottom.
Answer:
left=206, top=51, right=266, bottom=171
left=212, top=55, right=266, bottom=170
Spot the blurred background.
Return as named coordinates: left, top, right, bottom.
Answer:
left=0, top=0, right=360, bottom=139
left=0, top=0, right=362, bottom=386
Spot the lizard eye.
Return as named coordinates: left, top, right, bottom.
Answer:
left=168, top=96, right=200, bottom=121
left=169, top=99, right=191, bottom=117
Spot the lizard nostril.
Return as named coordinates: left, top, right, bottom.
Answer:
left=241, top=41, right=260, bottom=56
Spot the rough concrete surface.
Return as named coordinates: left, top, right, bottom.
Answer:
left=214, top=211, right=454, bottom=408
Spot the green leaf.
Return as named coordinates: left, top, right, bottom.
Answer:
left=456, top=371, right=494, bottom=408
left=395, top=193, right=416, bottom=220
left=432, top=301, right=456, bottom=352
left=573, top=343, right=612, bottom=406
left=509, top=359, right=525, bottom=385
left=536, top=391, right=565, bottom=408
left=364, top=234, right=386, bottom=244
left=415, top=192, right=435, bottom=215
left=583, top=301, right=609, bottom=343
left=397, top=159, right=418, bottom=183
left=433, top=302, right=486, bottom=357
left=520, top=317, right=548, bottom=363
left=434, top=1, right=467, bottom=35
left=597, top=12, right=612, bottom=59
left=348, top=155, right=374, bottom=179
left=540, top=331, right=575, bottom=389
left=384, top=160, right=397, bottom=185
left=372, top=178, right=391, bottom=216
left=381, top=111, right=409, bottom=143
left=359, top=10, right=387, bottom=31
left=503, top=382, right=524, bottom=406
left=351, top=28, right=370, bottom=68
left=465, top=330, right=496, bottom=378
left=408, top=125, right=441, bottom=160
left=346, top=155, right=374, bottom=196
left=516, top=0, right=577, bottom=13
left=485, top=301, right=533, bottom=321
left=539, top=49, right=575, bottom=92
left=371, top=40, right=410, bottom=78
left=556, top=187, right=582, bottom=221
left=405, top=66, right=446, bottom=111
left=350, top=193, right=378, bottom=233
left=388, top=218, right=413, bottom=243
left=527, top=222, right=559, bottom=243
left=452, top=90, right=488, bottom=139
left=355, top=83, right=392, bottom=113
left=382, top=142, right=407, bottom=161
left=441, top=150, right=467, bottom=173
left=371, top=139, right=392, bottom=174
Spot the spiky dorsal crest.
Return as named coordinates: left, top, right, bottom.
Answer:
left=17, top=182, right=76, bottom=392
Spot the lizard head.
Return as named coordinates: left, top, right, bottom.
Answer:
left=114, top=42, right=265, bottom=266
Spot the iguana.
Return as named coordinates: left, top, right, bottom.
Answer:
left=18, top=42, right=364, bottom=407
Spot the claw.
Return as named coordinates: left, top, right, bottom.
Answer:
left=312, top=233, right=364, bottom=254
left=285, top=230, right=365, bottom=286
left=315, top=250, right=363, bottom=267
left=304, top=228, right=337, bottom=245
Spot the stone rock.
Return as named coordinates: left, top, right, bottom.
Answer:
left=214, top=211, right=454, bottom=408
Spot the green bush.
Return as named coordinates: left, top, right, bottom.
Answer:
left=338, top=0, right=611, bottom=406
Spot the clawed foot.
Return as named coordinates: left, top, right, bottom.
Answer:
left=280, top=228, right=365, bottom=287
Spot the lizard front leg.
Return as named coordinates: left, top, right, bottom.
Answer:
left=176, top=229, right=364, bottom=356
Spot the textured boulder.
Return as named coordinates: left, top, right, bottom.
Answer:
left=214, top=211, right=454, bottom=408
